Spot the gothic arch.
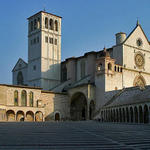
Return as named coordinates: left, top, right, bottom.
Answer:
left=133, top=75, right=146, bottom=88
left=70, top=92, right=87, bottom=121
left=17, top=71, right=24, bottom=85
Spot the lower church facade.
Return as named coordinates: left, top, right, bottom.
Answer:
left=1, top=11, right=150, bottom=123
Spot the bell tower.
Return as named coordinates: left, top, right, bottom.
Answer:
left=27, top=11, right=62, bottom=90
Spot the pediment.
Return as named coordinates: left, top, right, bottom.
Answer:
left=124, top=25, right=150, bottom=50
left=12, top=58, right=28, bottom=72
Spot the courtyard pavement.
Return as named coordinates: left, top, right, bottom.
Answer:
left=0, top=121, right=150, bottom=149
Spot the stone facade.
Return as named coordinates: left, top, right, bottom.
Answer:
left=3, top=11, right=150, bottom=122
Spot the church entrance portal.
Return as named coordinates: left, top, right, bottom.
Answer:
left=70, top=92, right=87, bottom=121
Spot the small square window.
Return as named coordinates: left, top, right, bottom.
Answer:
left=45, top=36, right=48, bottom=43
left=33, top=65, right=36, bottom=70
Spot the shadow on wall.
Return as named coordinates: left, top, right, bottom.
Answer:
left=41, top=63, right=61, bottom=89
left=44, top=93, right=70, bottom=121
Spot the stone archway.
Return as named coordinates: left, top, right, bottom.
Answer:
left=70, top=92, right=87, bottom=121
left=144, top=105, right=149, bottom=123
left=55, top=113, right=60, bottom=121
left=16, top=111, right=24, bottom=122
left=126, top=107, right=129, bottom=122
left=89, top=100, right=95, bottom=120
left=35, top=111, right=43, bottom=122
left=6, top=110, right=15, bottom=121
left=134, top=106, right=138, bottom=123
left=130, top=107, right=133, bottom=123
left=139, top=106, right=143, bottom=123
left=26, top=111, right=34, bottom=122
left=122, top=108, right=125, bottom=122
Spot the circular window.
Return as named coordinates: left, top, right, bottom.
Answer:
left=136, top=38, right=143, bottom=47
left=134, top=52, right=145, bottom=68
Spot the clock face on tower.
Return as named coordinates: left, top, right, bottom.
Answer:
left=134, top=52, right=145, bottom=68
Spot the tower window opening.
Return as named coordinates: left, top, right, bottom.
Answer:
left=49, top=19, right=54, bottom=30
left=34, top=19, right=37, bottom=30
left=45, top=17, right=48, bottom=29
left=31, top=21, right=33, bottom=31
left=37, top=18, right=40, bottom=29
left=55, top=20, right=58, bottom=31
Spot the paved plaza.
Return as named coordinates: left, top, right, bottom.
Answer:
left=0, top=121, right=150, bottom=149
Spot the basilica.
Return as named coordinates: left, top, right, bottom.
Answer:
left=0, top=11, right=150, bottom=123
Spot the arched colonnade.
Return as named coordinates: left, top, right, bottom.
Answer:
left=101, top=104, right=150, bottom=123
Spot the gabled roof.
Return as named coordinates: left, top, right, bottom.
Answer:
left=12, top=58, right=28, bottom=72
left=123, top=24, right=150, bottom=45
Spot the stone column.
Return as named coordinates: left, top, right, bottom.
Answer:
left=87, top=102, right=90, bottom=120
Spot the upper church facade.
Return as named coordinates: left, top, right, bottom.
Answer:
left=0, top=11, right=150, bottom=122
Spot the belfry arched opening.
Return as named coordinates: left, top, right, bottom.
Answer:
left=70, top=92, right=87, bottom=121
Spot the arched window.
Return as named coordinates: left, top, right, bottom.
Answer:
left=29, top=92, right=34, bottom=107
left=30, top=21, right=33, bottom=31
left=37, top=18, right=40, bottom=29
left=118, top=67, right=120, bottom=72
left=14, top=90, right=18, bottom=106
left=45, top=17, right=48, bottom=29
left=17, top=71, right=24, bottom=85
left=108, top=63, right=112, bottom=70
left=97, top=63, right=102, bottom=71
left=21, top=90, right=27, bottom=106
left=49, top=19, right=54, bottom=30
left=120, top=67, right=122, bottom=72
left=55, top=20, right=58, bottom=31
left=114, top=66, right=116, bottom=71
left=34, top=19, right=37, bottom=30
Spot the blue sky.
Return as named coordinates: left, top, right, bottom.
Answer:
left=0, top=0, right=150, bottom=84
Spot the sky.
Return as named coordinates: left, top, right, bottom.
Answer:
left=0, top=0, right=150, bottom=84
